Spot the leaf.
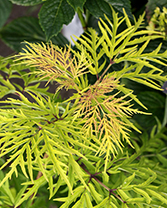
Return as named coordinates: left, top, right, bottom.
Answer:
left=10, top=0, right=43, bottom=6
left=71, top=28, right=105, bottom=74
left=67, top=0, right=86, bottom=11
left=122, top=173, right=135, bottom=187
left=126, top=197, right=145, bottom=203
left=51, top=33, right=69, bottom=46
left=0, top=17, right=45, bottom=51
left=44, top=134, right=73, bottom=193
left=14, top=185, right=28, bottom=205
left=85, top=0, right=113, bottom=19
left=39, top=0, right=75, bottom=41
left=85, top=0, right=133, bottom=21
left=146, top=188, right=167, bottom=204
left=133, top=187, right=152, bottom=204
left=0, top=0, right=12, bottom=28
left=26, top=145, right=34, bottom=182
left=15, top=171, right=54, bottom=207
left=89, top=183, right=103, bottom=204
left=85, top=192, right=93, bottom=208
left=69, top=155, right=89, bottom=191
left=104, top=0, right=133, bottom=21
left=117, top=189, right=130, bottom=201
left=56, top=186, right=85, bottom=208
left=157, top=154, right=167, bottom=168
left=93, top=197, right=110, bottom=208
left=0, top=16, right=68, bottom=52
left=0, top=180, right=15, bottom=205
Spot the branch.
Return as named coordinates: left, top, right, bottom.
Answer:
left=79, top=162, right=126, bottom=203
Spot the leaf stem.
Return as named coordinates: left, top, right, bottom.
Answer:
left=99, top=63, right=112, bottom=81
left=79, top=162, right=125, bottom=203
left=77, top=8, right=87, bottom=31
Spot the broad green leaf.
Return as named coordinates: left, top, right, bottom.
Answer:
left=0, top=0, right=12, bottom=28
left=104, top=0, right=133, bottom=21
left=85, top=0, right=113, bottom=19
left=85, top=0, right=133, bottom=21
left=0, top=16, right=68, bottom=52
left=67, top=0, right=86, bottom=11
left=10, top=0, right=43, bottom=6
left=0, top=17, right=45, bottom=51
left=51, top=33, right=69, bottom=46
left=39, top=0, right=75, bottom=41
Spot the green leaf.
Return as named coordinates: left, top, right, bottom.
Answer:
left=88, top=183, right=103, bottom=204
left=10, top=0, right=43, bottom=6
left=67, top=0, right=86, bottom=11
left=133, top=187, right=152, bottom=204
left=146, top=188, right=167, bottom=204
left=56, top=186, right=85, bottom=208
left=157, top=154, right=167, bottom=168
left=117, top=189, right=130, bottom=201
left=39, top=0, right=75, bottom=41
left=85, top=0, right=113, bottom=19
left=0, top=0, right=12, bottom=28
left=0, top=16, right=68, bottom=52
left=0, top=17, right=45, bottom=51
left=122, top=173, right=135, bottom=187
left=69, top=155, right=89, bottom=191
left=94, top=197, right=110, bottom=208
left=0, top=181, right=15, bottom=205
left=126, top=197, right=145, bottom=203
left=85, top=192, right=93, bottom=208
left=71, top=28, right=105, bottom=74
left=15, top=171, right=54, bottom=207
left=85, top=0, right=133, bottom=21
left=104, top=0, right=133, bottom=20
left=14, top=185, right=28, bottom=205
left=44, top=134, right=73, bottom=193
left=51, top=33, right=69, bottom=46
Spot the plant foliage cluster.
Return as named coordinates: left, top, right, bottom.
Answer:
left=0, top=0, right=167, bottom=208
left=0, top=1, right=167, bottom=208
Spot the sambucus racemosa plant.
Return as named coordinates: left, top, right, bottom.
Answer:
left=0, top=8, right=167, bottom=207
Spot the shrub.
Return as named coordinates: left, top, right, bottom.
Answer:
left=0, top=6, right=167, bottom=208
